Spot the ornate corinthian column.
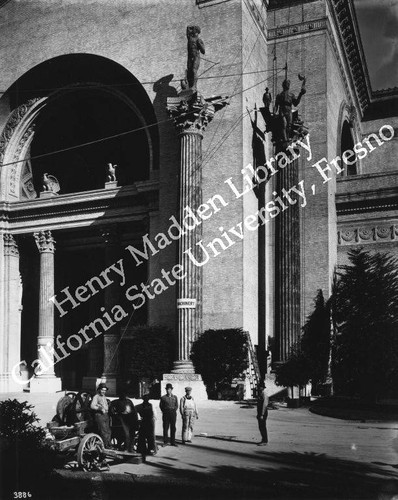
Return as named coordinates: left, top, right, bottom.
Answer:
left=164, top=91, right=228, bottom=399
left=31, top=230, right=62, bottom=392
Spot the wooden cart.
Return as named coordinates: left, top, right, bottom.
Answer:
left=47, top=393, right=142, bottom=471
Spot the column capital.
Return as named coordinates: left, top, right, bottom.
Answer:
left=34, top=230, right=55, bottom=253
left=3, top=233, right=19, bottom=257
left=167, top=92, right=229, bottom=135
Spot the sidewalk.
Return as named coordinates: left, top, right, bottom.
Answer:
left=2, top=394, right=398, bottom=499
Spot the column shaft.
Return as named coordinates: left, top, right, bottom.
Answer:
left=100, top=229, right=120, bottom=393
left=35, top=231, right=56, bottom=376
left=176, top=131, right=202, bottom=368
left=275, top=156, right=301, bottom=362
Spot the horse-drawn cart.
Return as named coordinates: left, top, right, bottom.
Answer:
left=47, top=392, right=142, bottom=471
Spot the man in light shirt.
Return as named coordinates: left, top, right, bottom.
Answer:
left=179, top=386, right=198, bottom=444
left=90, top=383, right=111, bottom=447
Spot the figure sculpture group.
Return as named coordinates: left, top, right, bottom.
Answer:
left=261, top=74, right=308, bottom=150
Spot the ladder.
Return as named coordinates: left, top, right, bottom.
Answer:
left=244, top=331, right=261, bottom=398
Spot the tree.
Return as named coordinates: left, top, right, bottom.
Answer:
left=190, top=328, right=249, bottom=397
left=0, top=399, right=57, bottom=498
left=331, top=248, right=398, bottom=400
left=275, top=290, right=330, bottom=396
left=301, top=289, right=331, bottom=394
left=274, top=342, right=311, bottom=391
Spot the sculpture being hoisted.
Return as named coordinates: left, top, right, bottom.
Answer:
left=260, top=74, right=308, bottom=151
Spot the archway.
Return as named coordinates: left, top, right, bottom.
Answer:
left=0, top=53, right=159, bottom=201
left=341, top=120, right=357, bottom=176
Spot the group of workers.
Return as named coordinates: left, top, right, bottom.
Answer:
left=90, top=382, right=199, bottom=456
left=90, top=380, right=268, bottom=457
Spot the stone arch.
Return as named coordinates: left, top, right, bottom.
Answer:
left=0, top=54, right=159, bottom=201
left=336, top=101, right=361, bottom=176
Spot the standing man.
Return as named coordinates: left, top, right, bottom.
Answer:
left=257, top=382, right=269, bottom=446
left=179, top=387, right=198, bottom=444
left=111, top=389, right=138, bottom=452
left=159, top=383, right=179, bottom=447
left=136, top=394, right=157, bottom=457
left=90, top=383, right=112, bottom=448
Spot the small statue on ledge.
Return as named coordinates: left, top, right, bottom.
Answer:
left=186, top=25, right=205, bottom=90
left=106, top=163, right=117, bottom=182
left=41, top=173, right=60, bottom=193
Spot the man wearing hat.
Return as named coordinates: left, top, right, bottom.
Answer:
left=256, top=382, right=269, bottom=446
left=179, top=386, right=198, bottom=444
left=90, top=383, right=112, bottom=447
left=159, top=383, right=179, bottom=446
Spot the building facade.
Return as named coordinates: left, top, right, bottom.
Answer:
left=0, top=0, right=396, bottom=395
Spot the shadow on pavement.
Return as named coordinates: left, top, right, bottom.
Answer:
left=50, top=447, right=398, bottom=500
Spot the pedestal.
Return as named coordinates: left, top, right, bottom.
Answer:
left=105, top=181, right=118, bottom=190
left=161, top=373, right=208, bottom=401
left=39, top=191, right=58, bottom=198
left=30, top=376, right=62, bottom=393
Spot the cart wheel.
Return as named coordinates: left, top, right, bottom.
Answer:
left=77, top=433, right=105, bottom=471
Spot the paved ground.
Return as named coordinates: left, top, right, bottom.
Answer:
left=2, top=393, right=398, bottom=499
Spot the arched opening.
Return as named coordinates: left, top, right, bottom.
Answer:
left=30, top=87, right=149, bottom=194
left=341, top=120, right=357, bottom=176
left=1, top=53, right=159, bottom=199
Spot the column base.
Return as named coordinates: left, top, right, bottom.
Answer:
left=105, top=181, right=118, bottom=190
left=30, top=376, right=62, bottom=393
left=171, top=360, right=195, bottom=374
left=98, top=376, right=117, bottom=396
left=162, top=373, right=208, bottom=401
left=39, top=191, right=58, bottom=198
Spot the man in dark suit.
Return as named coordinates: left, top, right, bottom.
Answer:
left=159, top=383, right=179, bottom=446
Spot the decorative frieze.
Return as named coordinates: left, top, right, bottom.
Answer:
left=338, top=225, right=398, bottom=246
left=268, top=19, right=327, bottom=39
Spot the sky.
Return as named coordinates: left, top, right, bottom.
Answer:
left=354, top=0, right=398, bottom=91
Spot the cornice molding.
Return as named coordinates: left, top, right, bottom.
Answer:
left=327, top=0, right=371, bottom=114
left=0, top=181, right=159, bottom=233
